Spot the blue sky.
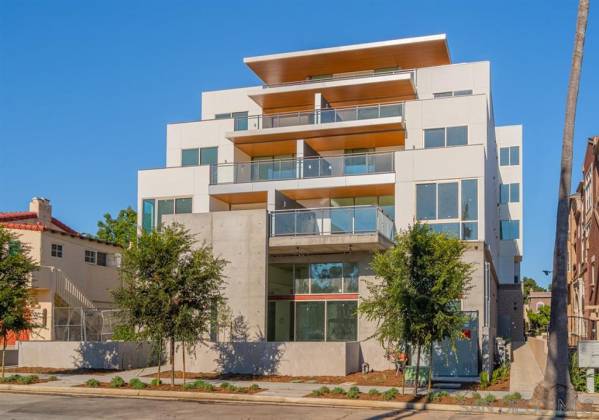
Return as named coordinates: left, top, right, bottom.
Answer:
left=0, top=1, right=597, bottom=287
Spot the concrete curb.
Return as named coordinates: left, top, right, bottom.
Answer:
left=0, top=384, right=586, bottom=417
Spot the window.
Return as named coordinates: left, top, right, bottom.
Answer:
left=200, top=147, right=218, bottom=166
left=181, top=149, right=199, bottom=166
left=215, top=113, right=230, bottom=119
left=326, top=301, right=357, bottom=341
left=416, top=183, right=437, bottom=220
left=438, top=183, right=458, bottom=219
left=424, top=126, right=468, bottom=148
left=97, top=252, right=107, bottom=267
left=142, top=199, right=155, bottom=233
left=461, top=179, right=478, bottom=220
left=268, top=262, right=359, bottom=296
left=51, top=244, right=63, bottom=258
left=500, top=146, right=520, bottom=166
left=296, top=302, right=325, bottom=341
left=85, top=250, right=96, bottom=264
left=433, top=91, right=453, bottom=98
left=500, top=220, right=520, bottom=240
left=454, top=89, right=473, bottom=96
left=145, top=197, right=192, bottom=231
left=175, top=197, right=192, bottom=214
left=267, top=301, right=294, bottom=341
left=433, top=90, right=472, bottom=98
left=500, top=183, right=520, bottom=204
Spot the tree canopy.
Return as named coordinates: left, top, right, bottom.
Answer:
left=359, top=223, right=473, bottom=393
left=523, top=277, right=546, bottom=299
left=0, top=225, right=39, bottom=377
left=96, top=207, right=137, bottom=248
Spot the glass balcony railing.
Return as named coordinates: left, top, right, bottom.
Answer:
left=209, top=152, right=394, bottom=185
left=233, top=102, right=404, bottom=132
left=270, top=205, right=395, bottom=241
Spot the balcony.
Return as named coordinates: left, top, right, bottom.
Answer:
left=210, top=152, right=394, bottom=185
left=226, top=102, right=405, bottom=145
left=269, top=205, right=395, bottom=255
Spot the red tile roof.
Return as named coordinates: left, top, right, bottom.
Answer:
left=0, top=211, right=37, bottom=222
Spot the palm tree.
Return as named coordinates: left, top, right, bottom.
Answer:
left=534, top=0, right=590, bottom=410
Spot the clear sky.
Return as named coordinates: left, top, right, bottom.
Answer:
left=0, top=1, right=597, bottom=287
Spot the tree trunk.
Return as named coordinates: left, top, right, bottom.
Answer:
left=1, top=337, right=6, bottom=379
left=414, top=343, right=421, bottom=395
left=428, top=342, right=433, bottom=392
left=170, top=336, right=175, bottom=387
left=534, top=0, right=589, bottom=411
left=182, top=344, right=186, bottom=385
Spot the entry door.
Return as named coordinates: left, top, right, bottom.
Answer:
left=432, top=312, right=479, bottom=377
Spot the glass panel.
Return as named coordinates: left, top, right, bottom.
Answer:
left=424, top=128, right=445, bottom=148
left=215, top=113, right=230, bottom=119
left=355, top=196, right=377, bottom=206
left=310, top=263, right=343, bottom=293
left=510, top=183, right=520, bottom=203
left=157, top=199, right=174, bottom=228
left=462, top=222, right=478, bottom=240
left=500, top=147, right=510, bottom=166
left=326, top=301, right=357, bottom=341
left=354, top=206, right=377, bottom=232
left=446, top=126, right=468, bottom=146
left=499, top=184, right=510, bottom=204
left=200, top=147, right=218, bottom=166
left=330, top=207, right=353, bottom=234
left=379, top=195, right=395, bottom=220
left=331, top=197, right=355, bottom=207
left=343, top=149, right=373, bottom=175
left=142, top=199, right=155, bottom=232
left=461, top=179, right=478, bottom=221
left=416, top=184, right=437, bottom=220
left=295, top=210, right=320, bottom=235
left=175, top=198, right=192, bottom=214
left=430, top=223, right=460, bottom=238
left=343, top=263, right=359, bottom=293
left=294, top=264, right=309, bottom=294
left=232, top=112, right=248, bottom=131
left=438, top=182, right=458, bottom=219
left=500, top=220, right=520, bottom=240
left=296, top=302, right=325, bottom=341
left=454, top=90, right=473, bottom=96
left=357, top=105, right=379, bottom=120
left=433, top=92, right=452, bottom=98
left=510, top=146, right=520, bottom=165
left=181, top=149, right=199, bottom=167
left=268, top=265, right=294, bottom=295
left=380, top=103, right=402, bottom=118
left=267, top=301, right=294, bottom=342
left=273, top=212, right=296, bottom=236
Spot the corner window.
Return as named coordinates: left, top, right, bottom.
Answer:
left=181, top=149, right=199, bottom=167
left=424, top=126, right=468, bottom=148
left=500, top=183, right=520, bottom=204
left=142, top=199, right=155, bottom=233
left=500, top=146, right=520, bottom=166
left=500, top=220, right=520, bottom=240
left=85, top=250, right=97, bottom=264
left=51, top=244, right=63, bottom=258
left=156, top=197, right=193, bottom=229
left=200, top=147, right=218, bottom=166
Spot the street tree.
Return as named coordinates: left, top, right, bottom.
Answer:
left=359, top=223, right=472, bottom=394
left=534, top=0, right=589, bottom=410
left=97, top=207, right=137, bottom=248
left=113, top=224, right=227, bottom=386
left=0, top=226, right=39, bottom=378
left=523, top=277, right=546, bottom=300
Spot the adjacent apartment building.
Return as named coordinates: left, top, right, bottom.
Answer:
left=138, top=34, right=524, bottom=376
left=0, top=198, right=122, bottom=342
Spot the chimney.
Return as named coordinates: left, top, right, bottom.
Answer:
left=29, top=197, right=52, bottom=223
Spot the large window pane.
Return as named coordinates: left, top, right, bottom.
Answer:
left=343, top=263, right=359, bottom=293
left=354, top=206, right=377, bottom=233
left=510, top=183, right=520, bottom=203
left=157, top=199, right=174, bottom=228
left=379, top=195, right=395, bottom=220
left=267, top=301, right=294, bottom=341
left=142, top=199, right=155, bottom=232
left=461, top=179, right=478, bottom=221
left=500, top=147, right=510, bottom=166
left=175, top=198, right=192, bottom=214
left=430, top=223, right=460, bottom=238
left=295, top=211, right=320, bottom=235
left=462, top=222, right=478, bottom=240
left=296, top=302, right=325, bottom=341
left=181, top=149, right=199, bottom=166
left=330, top=207, right=353, bottom=234
left=200, top=147, right=218, bottom=166
left=510, top=146, right=520, bottom=165
left=424, top=128, right=445, bottom=148
left=310, top=263, right=343, bottom=293
left=294, top=264, right=310, bottom=294
left=499, top=184, right=510, bottom=204
left=268, top=265, right=294, bottom=295
left=501, top=220, right=520, bottom=240
left=416, top=184, right=437, bottom=220
left=326, top=301, right=357, bottom=341
left=446, top=126, right=468, bottom=146
left=438, top=182, right=458, bottom=219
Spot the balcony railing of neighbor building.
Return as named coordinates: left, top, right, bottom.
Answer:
left=270, top=205, right=395, bottom=241
left=232, top=101, right=404, bottom=131
left=261, top=69, right=415, bottom=89
left=210, top=151, right=395, bottom=185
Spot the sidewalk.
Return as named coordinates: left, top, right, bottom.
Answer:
left=509, top=341, right=542, bottom=399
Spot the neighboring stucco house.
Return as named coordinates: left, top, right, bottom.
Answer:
left=0, top=197, right=122, bottom=342
left=526, top=291, right=551, bottom=314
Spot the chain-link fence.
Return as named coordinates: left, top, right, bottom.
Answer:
left=53, top=307, right=122, bottom=341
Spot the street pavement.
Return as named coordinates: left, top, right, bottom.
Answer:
left=0, top=392, right=548, bottom=419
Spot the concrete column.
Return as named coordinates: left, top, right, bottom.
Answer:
left=587, top=368, right=595, bottom=393
left=267, top=189, right=276, bottom=212
left=296, top=140, right=304, bottom=179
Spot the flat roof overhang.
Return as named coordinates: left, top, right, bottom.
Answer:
left=280, top=183, right=395, bottom=200
left=269, top=233, right=393, bottom=255
left=211, top=191, right=267, bottom=205
left=226, top=116, right=404, bottom=144
left=248, top=73, right=416, bottom=111
left=244, top=34, right=450, bottom=84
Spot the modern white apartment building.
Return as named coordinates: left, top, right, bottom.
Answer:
left=138, top=34, right=523, bottom=377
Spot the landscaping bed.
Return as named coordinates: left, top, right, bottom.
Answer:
left=78, top=376, right=263, bottom=394
left=0, top=374, right=57, bottom=385
left=307, top=386, right=530, bottom=408
left=3, top=367, right=120, bottom=375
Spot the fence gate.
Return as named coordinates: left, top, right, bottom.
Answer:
left=431, top=311, right=479, bottom=378
left=53, top=307, right=120, bottom=341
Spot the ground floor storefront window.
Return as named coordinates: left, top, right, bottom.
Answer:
left=267, top=300, right=357, bottom=342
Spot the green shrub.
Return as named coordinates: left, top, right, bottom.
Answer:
left=85, top=378, right=100, bottom=388
left=110, top=376, right=125, bottom=388
left=428, top=390, right=448, bottom=402
left=348, top=385, right=360, bottom=393
left=383, top=388, right=398, bottom=401
left=129, top=378, right=146, bottom=389
left=570, top=352, right=587, bottom=392
left=317, top=386, right=330, bottom=394
left=346, top=388, right=360, bottom=399
left=48, top=376, right=58, bottom=381
left=220, top=381, right=231, bottom=390
left=368, top=389, right=381, bottom=396
left=183, top=382, right=195, bottom=390
left=471, top=392, right=482, bottom=400
left=454, top=393, right=466, bottom=404
left=150, top=378, right=162, bottom=386
left=479, top=371, right=489, bottom=389
left=503, top=392, right=522, bottom=402
left=482, top=394, right=496, bottom=405
left=195, top=381, right=214, bottom=392
left=225, top=384, right=237, bottom=392
left=16, top=375, right=38, bottom=385
left=310, top=389, right=323, bottom=397
left=491, top=364, right=510, bottom=383
left=249, top=384, right=260, bottom=391
left=331, top=386, right=346, bottom=395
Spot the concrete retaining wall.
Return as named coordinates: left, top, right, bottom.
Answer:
left=18, top=341, right=154, bottom=370
left=173, top=341, right=360, bottom=376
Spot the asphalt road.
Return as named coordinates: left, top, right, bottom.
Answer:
left=0, top=393, right=544, bottom=419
